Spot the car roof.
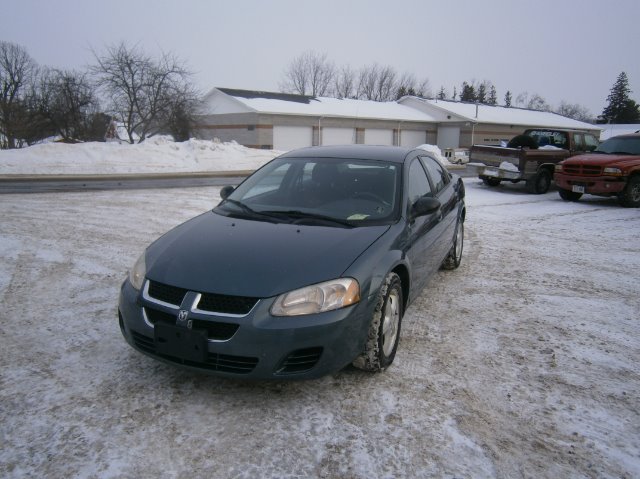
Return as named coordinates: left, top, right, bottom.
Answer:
left=278, top=144, right=414, bottom=163
left=608, top=133, right=640, bottom=140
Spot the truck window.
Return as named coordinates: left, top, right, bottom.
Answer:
left=528, top=130, right=568, bottom=149
left=584, top=134, right=599, bottom=151
left=573, top=134, right=584, bottom=151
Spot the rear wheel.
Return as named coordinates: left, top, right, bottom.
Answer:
left=482, top=177, right=501, bottom=187
left=618, top=176, right=640, bottom=207
left=558, top=188, right=583, bottom=202
left=526, top=169, right=552, bottom=194
left=352, top=272, right=403, bottom=372
left=442, top=219, right=464, bottom=270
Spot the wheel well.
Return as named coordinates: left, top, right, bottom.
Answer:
left=392, top=264, right=410, bottom=312
left=539, top=164, right=555, bottom=176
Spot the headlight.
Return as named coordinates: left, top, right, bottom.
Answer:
left=128, top=251, right=146, bottom=291
left=271, top=278, right=360, bottom=316
left=554, top=164, right=563, bottom=172
left=603, top=167, right=623, bottom=176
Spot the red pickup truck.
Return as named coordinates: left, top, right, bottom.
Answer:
left=554, top=133, right=640, bottom=207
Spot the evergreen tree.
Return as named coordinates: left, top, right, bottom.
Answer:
left=437, top=86, right=446, bottom=100
left=477, top=83, right=487, bottom=103
left=460, top=82, right=476, bottom=102
left=488, top=85, right=498, bottom=105
left=601, top=72, right=640, bottom=123
left=504, top=90, right=512, bottom=107
left=452, top=86, right=457, bottom=101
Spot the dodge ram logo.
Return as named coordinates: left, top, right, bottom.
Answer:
left=177, top=310, right=189, bottom=322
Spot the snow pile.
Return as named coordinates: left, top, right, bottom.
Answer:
left=416, top=144, right=452, bottom=165
left=0, top=137, right=282, bottom=175
left=499, top=161, right=519, bottom=172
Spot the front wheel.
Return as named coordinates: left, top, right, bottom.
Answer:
left=352, top=272, right=403, bottom=372
left=558, top=188, right=582, bottom=202
left=618, top=176, right=640, bottom=207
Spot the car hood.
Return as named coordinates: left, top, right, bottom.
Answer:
left=145, top=211, right=390, bottom=298
left=563, top=153, right=640, bottom=167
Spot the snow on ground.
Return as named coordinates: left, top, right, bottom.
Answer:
left=0, top=143, right=639, bottom=478
left=0, top=137, right=281, bottom=175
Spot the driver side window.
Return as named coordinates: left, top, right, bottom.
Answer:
left=407, top=159, right=432, bottom=210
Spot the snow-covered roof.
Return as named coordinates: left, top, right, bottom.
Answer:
left=597, top=123, right=640, bottom=140
left=201, top=88, right=440, bottom=122
left=400, top=97, right=601, bottom=131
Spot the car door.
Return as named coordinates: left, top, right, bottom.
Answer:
left=420, top=155, right=458, bottom=264
left=404, top=156, right=442, bottom=295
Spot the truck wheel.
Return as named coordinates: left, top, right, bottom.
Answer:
left=482, top=177, right=501, bottom=187
left=526, top=169, right=551, bottom=194
left=352, top=272, right=403, bottom=372
left=618, top=176, right=640, bottom=207
left=558, top=188, right=582, bottom=202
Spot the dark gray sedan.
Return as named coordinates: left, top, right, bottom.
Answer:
left=118, top=145, right=466, bottom=379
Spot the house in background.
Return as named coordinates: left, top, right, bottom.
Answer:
left=398, top=97, right=601, bottom=148
left=195, top=88, right=439, bottom=151
left=194, top=88, right=601, bottom=151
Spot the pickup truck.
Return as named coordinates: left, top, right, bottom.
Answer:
left=469, top=128, right=600, bottom=193
left=554, top=133, right=640, bottom=207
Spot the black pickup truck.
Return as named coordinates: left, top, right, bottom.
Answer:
left=469, top=129, right=600, bottom=193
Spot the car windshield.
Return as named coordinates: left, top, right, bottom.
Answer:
left=595, top=136, right=640, bottom=155
left=216, top=157, right=401, bottom=227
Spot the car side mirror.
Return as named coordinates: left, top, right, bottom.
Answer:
left=220, top=185, right=235, bottom=200
left=411, top=196, right=441, bottom=218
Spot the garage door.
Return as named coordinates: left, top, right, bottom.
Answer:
left=273, top=125, right=313, bottom=151
left=437, top=126, right=460, bottom=150
left=322, top=127, right=355, bottom=145
left=364, top=128, right=394, bottom=145
left=400, top=130, right=426, bottom=148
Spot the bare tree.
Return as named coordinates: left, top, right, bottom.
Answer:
left=91, top=42, right=195, bottom=143
left=0, top=41, right=37, bottom=148
left=515, top=91, right=550, bottom=111
left=357, top=63, right=399, bottom=101
left=280, top=50, right=334, bottom=97
left=333, top=65, right=356, bottom=99
left=556, top=101, right=592, bottom=122
left=36, top=68, right=98, bottom=142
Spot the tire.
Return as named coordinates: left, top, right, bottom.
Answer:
left=526, top=169, right=552, bottom=194
left=352, top=272, right=403, bottom=372
left=619, top=176, right=640, bottom=207
left=482, top=177, right=501, bottom=187
left=442, top=218, right=464, bottom=270
left=558, top=188, right=582, bottom=202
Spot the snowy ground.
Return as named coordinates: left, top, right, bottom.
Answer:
left=1, top=172, right=638, bottom=478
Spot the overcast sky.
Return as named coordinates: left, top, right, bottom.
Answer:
left=4, top=0, right=639, bottom=117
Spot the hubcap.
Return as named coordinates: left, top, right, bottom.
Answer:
left=455, top=222, right=464, bottom=263
left=631, top=183, right=640, bottom=202
left=381, top=290, right=400, bottom=357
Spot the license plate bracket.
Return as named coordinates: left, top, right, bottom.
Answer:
left=154, top=322, right=208, bottom=362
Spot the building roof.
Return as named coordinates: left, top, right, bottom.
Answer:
left=402, top=97, right=600, bottom=131
left=201, top=88, right=439, bottom=122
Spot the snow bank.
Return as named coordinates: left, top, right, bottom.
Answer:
left=416, top=144, right=452, bottom=165
left=0, top=137, right=282, bottom=175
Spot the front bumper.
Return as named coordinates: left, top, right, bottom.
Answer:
left=118, top=279, right=373, bottom=379
left=554, top=173, right=626, bottom=195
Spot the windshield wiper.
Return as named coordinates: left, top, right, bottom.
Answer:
left=220, top=199, right=282, bottom=222
left=261, top=210, right=354, bottom=227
